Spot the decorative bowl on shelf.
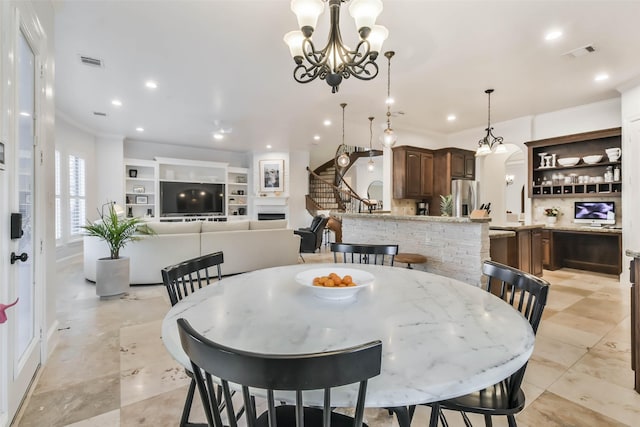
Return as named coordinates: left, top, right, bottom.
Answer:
left=557, top=157, right=580, bottom=167
left=582, top=155, right=603, bottom=165
left=295, top=268, right=374, bottom=300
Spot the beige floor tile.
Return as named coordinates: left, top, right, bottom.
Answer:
left=544, top=288, right=587, bottom=311
left=548, top=370, right=640, bottom=426
left=530, top=335, right=588, bottom=368
left=543, top=310, right=618, bottom=338
left=523, top=357, right=570, bottom=390
left=536, top=318, right=604, bottom=349
left=120, top=355, right=190, bottom=407
left=517, top=391, right=627, bottom=427
left=119, top=320, right=166, bottom=371
left=64, top=409, right=120, bottom=427
left=563, top=296, right=629, bottom=325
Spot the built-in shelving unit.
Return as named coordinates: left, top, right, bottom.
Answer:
left=525, top=127, right=622, bottom=198
left=124, top=157, right=250, bottom=222
left=124, top=159, right=158, bottom=219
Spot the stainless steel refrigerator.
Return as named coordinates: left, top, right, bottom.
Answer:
left=451, top=180, right=479, bottom=217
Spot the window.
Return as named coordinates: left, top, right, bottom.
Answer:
left=55, top=150, right=61, bottom=240
left=68, top=154, right=86, bottom=237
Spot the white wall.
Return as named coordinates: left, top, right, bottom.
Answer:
left=95, top=135, right=124, bottom=208
left=124, top=139, right=250, bottom=167
left=620, top=83, right=640, bottom=284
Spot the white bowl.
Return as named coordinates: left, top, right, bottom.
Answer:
left=295, top=268, right=374, bottom=300
left=557, top=157, right=580, bottom=167
left=582, top=155, right=603, bottom=165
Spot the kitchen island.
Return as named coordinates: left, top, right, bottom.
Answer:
left=489, top=223, right=545, bottom=277
left=340, top=213, right=491, bottom=285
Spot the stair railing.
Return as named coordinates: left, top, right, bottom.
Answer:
left=307, top=167, right=376, bottom=214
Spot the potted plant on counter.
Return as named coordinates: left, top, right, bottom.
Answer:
left=82, top=203, right=155, bottom=298
left=544, top=207, right=560, bottom=225
left=440, top=194, right=453, bottom=216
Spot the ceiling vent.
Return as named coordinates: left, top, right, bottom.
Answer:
left=93, top=111, right=107, bottom=117
left=564, top=45, right=596, bottom=58
left=79, top=55, right=103, bottom=67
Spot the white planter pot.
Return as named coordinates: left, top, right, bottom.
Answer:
left=546, top=216, right=557, bottom=225
left=96, top=256, right=130, bottom=297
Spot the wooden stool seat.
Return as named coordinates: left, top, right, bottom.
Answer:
left=395, top=253, right=427, bottom=269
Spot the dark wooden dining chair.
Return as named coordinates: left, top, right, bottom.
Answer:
left=177, top=317, right=383, bottom=427
left=331, top=243, right=398, bottom=266
left=423, top=260, right=550, bottom=427
left=161, top=252, right=224, bottom=427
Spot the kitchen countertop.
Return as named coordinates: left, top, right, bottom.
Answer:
left=489, top=222, right=545, bottom=231
left=489, top=230, right=516, bottom=238
left=340, top=213, right=492, bottom=223
left=545, top=224, right=622, bottom=234
left=626, top=249, right=640, bottom=258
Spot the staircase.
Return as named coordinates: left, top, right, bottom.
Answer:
left=306, top=146, right=383, bottom=216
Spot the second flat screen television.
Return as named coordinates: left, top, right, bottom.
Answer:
left=160, top=182, right=225, bottom=216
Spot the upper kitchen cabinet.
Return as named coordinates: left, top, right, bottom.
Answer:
left=393, top=146, right=434, bottom=199
left=525, top=127, right=622, bottom=198
left=449, top=149, right=476, bottom=179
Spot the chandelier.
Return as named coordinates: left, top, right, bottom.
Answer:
left=380, top=50, right=397, bottom=148
left=475, top=89, right=506, bottom=156
left=284, top=0, right=389, bottom=93
left=335, top=103, right=351, bottom=168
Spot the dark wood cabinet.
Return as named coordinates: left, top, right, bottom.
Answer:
left=490, top=227, right=543, bottom=277
left=541, top=229, right=552, bottom=268
left=531, top=228, right=543, bottom=276
left=525, top=127, right=622, bottom=198
left=431, top=148, right=476, bottom=215
left=393, top=146, right=433, bottom=199
left=542, top=229, right=621, bottom=275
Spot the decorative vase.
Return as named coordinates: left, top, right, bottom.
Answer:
left=96, top=256, right=130, bottom=298
left=546, top=216, right=557, bottom=225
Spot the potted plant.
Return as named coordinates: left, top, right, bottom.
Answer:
left=82, top=203, right=155, bottom=297
left=440, top=194, right=453, bottom=216
left=544, top=207, right=560, bottom=225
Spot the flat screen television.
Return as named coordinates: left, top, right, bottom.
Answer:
left=160, top=182, right=225, bottom=216
left=574, top=201, right=615, bottom=226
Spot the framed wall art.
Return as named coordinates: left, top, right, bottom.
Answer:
left=135, top=195, right=148, bottom=204
left=259, top=159, right=284, bottom=192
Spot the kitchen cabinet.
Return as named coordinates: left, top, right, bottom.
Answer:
left=525, top=127, right=622, bottom=198
left=627, top=250, right=640, bottom=393
left=431, top=148, right=476, bottom=215
left=489, top=225, right=544, bottom=277
left=543, top=228, right=622, bottom=275
left=393, top=146, right=433, bottom=199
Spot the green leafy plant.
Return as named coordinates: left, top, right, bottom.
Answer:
left=82, top=204, right=155, bottom=259
left=544, top=207, right=560, bottom=217
left=440, top=194, right=453, bottom=216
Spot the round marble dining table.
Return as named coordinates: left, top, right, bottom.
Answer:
left=161, top=263, right=534, bottom=409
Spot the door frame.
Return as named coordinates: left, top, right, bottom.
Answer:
left=0, top=2, right=49, bottom=424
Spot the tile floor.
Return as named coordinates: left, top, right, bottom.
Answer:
left=11, top=250, right=640, bottom=426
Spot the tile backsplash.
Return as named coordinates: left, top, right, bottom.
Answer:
left=532, top=196, right=622, bottom=226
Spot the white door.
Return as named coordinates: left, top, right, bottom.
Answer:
left=7, top=24, right=41, bottom=420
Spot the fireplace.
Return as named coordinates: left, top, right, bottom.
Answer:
left=258, top=213, right=286, bottom=221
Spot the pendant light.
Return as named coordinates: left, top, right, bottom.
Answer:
left=335, top=103, right=351, bottom=168
left=381, top=51, right=397, bottom=148
left=475, top=89, right=505, bottom=156
left=367, top=116, right=375, bottom=172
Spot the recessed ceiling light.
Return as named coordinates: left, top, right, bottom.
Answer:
left=266, top=145, right=272, bottom=149
left=385, top=97, right=395, bottom=105
left=19, top=111, right=31, bottom=117
left=594, top=73, right=609, bottom=82
left=447, top=114, right=456, bottom=122
left=111, top=99, right=122, bottom=107
left=136, top=127, right=144, bottom=132
left=213, top=133, right=224, bottom=140
left=323, top=119, right=331, bottom=126
left=313, top=135, right=321, bottom=140
left=145, top=80, right=158, bottom=89
left=545, top=30, right=563, bottom=41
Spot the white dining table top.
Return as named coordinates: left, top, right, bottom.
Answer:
left=161, top=263, right=535, bottom=408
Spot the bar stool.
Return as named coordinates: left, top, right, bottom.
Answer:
left=395, top=253, right=427, bottom=269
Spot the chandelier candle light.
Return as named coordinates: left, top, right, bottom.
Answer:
left=284, top=0, right=389, bottom=93
left=381, top=51, right=397, bottom=148
left=475, top=89, right=506, bottom=156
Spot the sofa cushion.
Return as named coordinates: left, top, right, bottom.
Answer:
left=201, top=220, right=250, bottom=232
left=249, top=219, right=288, bottom=230
left=148, top=221, right=202, bottom=234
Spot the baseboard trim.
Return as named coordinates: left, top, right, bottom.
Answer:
left=43, top=320, right=60, bottom=361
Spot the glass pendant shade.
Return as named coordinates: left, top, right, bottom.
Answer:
left=475, top=141, right=491, bottom=156
left=367, top=25, right=388, bottom=53
left=381, top=127, right=397, bottom=148
left=283, top=30, right=305, bottom=58
left=291, top=0, right=325, bottom=32
left=348, top=0, right=383, bottom=33
left=494, top=143, right=508, bottom=154
left=367, top=158, right=375, bottom=172
left=337, top=152, right=351, bottom=167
